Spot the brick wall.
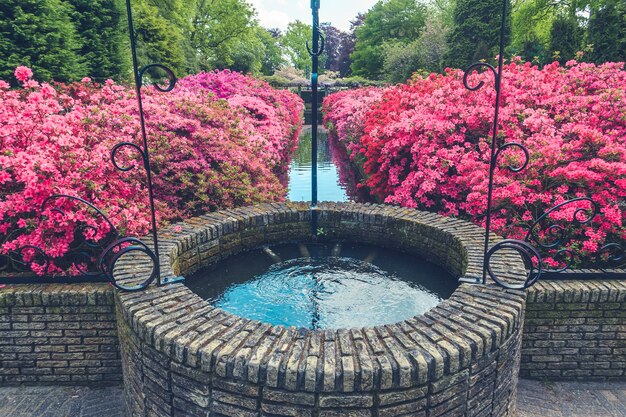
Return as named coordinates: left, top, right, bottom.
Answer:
left=0, top=284, right=122, bottom=385
left=521, top=280, right=626, bottom=381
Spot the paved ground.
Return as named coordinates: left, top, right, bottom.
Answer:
left=0, top=379, right=625, bottom=416
left=517, top=379, right=626, bottom=417
left=0, top=385, right=124, bottom=417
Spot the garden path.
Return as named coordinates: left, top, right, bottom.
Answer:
left=0, top=379, right=625, bottom=416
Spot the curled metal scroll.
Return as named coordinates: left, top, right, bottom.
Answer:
left=486, top=239, right=542, bottom=290
left=0, top=235, right=50, bottom=274
left=494, top=142, right=530, bottom=173
left=1, top=195, right=120, bottom=277
left=597, top=243, right=625, bottom=270
left=138, top=63, right=177, bottom=92
left=462, top=62, right=498, bottom=91
left=461, top=0, right=543, bottom=289
left=111, top=142, right=147, bottom=172
left=306, top=31, right=326, bottom=57
left=524, top=197, right=599, bottom=272
left=99, top=237, right=158, bottom=292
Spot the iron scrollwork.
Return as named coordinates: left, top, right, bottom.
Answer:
left=461, top=0, right=624, bottom=288
left=0, top=0, right=184, bottom=291
left=459, top=0, right=542, bottom=289
left=92, top=0, right=185, bottom=291
left=524, top=197, right=598, bottom=273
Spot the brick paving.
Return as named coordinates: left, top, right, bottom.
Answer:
left=0, top=379, right=625, bottom=416
left=0, top=385, right=124, bottom=417
left=517, top=378, right=626, bottom=417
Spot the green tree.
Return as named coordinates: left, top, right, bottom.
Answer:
left=549, top=14, right=583, bottom=63
left=381, top=15, right=449, bottom=83
left=132, top=0, right=187, bottom=76
left=445, top=0, right=512, bottom=69
left=258, top=27, right=285, bottom=76
left=382, top=40, right=421, bottom=83
left=67, top=0, right=128, bottom=81
left=0, top=0, right=86, bottom=83
left=281, top=21, right=316, bottom=77
left=510, top=0, right=555, bottom=64
left=351, top=0, right=427, bottom=79
left=188, top=0, right=257, bottom=72
left=218, top=32, right=265, bottom=74
left=586, top=0, right=626, bottom=64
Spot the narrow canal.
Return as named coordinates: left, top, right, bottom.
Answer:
left=287, top=127, right=349, bottom=202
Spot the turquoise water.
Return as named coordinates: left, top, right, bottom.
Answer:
left=287, top=127, right=349, bottom=202
left=185, top=242, right=456, bottom=329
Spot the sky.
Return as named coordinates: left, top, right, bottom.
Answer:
left=247, top=0, right=379, bottom=32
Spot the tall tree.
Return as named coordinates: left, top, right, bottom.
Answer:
left=548, top=14, right=583, bottom=63
left=336, top=14, right=365, bottom=78
left=188, top=0, right=257, bottom=72
left=382, top=16, right=450, bottom=83
left=281, top=21, right=322, bottom=77
left=258, top=27, right=285, bottom=76
left=67, top=0, right=128, bottom=81
left=445, top=0, right=512, bottom=69
left=320, top=23, right=348, bottom=73
left=0, top=0, right=86, bottom=83
left=351, top=0, right=427, bottom=79
left=586, top=0, right=626, bottom=64
left=132, top=0, right=186, bottom=76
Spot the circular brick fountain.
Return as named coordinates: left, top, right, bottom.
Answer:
left=115, top=202, right=527, bottom=417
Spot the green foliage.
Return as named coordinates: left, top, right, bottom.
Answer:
left=281, top=21, right=326, bottom=77
left=382, top=40, right=421, bottom=84
left=549, top=14, right=583, bottom=63
left=188, top=0, right=257, bottom=73
left=382, top=15, right=450, bottom=83
left=517, top=34, right=550, bottom=65
left=258, top=28, right=285, bottom=76
left=67, top=0, right=128, bottom=81
left=586, top=0, right=626, bottom=64
left=0, top=0, right=86, bottom=83
left=445, top=0, right=512, bottom=69
left=510, top=0, right=555, bottom=65
left=132, top=0, right=186, bottom=76
left=351, top=0, right=427, bottom=79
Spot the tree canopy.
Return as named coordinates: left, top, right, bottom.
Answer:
left=351, top=0, right=427, bottom=79
left=0, top=0, right=86, bottom=83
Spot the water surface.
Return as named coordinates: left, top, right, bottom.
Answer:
left=185, top=242, right=456, bottom=329
left=287, top=127, right=349, bottom=202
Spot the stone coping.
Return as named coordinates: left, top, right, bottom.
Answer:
left=114, top=202, right=527, bottom=393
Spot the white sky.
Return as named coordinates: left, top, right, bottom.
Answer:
left=247, top=0, right=379, bottom=32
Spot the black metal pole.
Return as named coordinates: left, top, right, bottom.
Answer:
left=310, top=0, right=320, bottom=238
left=481, top=0, right=507, bottom=284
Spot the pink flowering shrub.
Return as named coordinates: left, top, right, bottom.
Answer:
left=324, top=61, right=626, bottom=267
left=1, top=68, right=303, bottom=274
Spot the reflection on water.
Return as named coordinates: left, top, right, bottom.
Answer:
left=287, top=127, right=349, bottom=202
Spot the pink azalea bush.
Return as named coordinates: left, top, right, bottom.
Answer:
left=324, top=60, right=626, bottom=267
left=0, top=68, right=303, bottom=274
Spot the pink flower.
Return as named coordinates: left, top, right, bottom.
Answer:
left=324, top=60, right=626, bottom=267
left=0, top=68, right=304, bottom=276
left=82, top=77, right=92, bottom=83
left=14, top=66, right=33, bottom=82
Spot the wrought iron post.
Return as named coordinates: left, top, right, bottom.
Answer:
left=120, top=0, right=183, bottom=288
left=308, top=0, right=324, bottom=237
left=459, top=0, right=542, bottom=290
